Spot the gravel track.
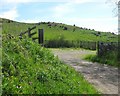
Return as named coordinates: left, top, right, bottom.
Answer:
left=51, top=49, right=118, bottom=94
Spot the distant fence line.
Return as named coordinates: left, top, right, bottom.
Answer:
left=44, top=40, right=118, bottom=56
left=44, top=40, right=97, bottom=50
left=97, top=42, right=118, bottom=57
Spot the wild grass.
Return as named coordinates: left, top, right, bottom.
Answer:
left=2, top=18, right=118, bottom=42
left=2, top=34, right=100, bottom=94
left=84, top=51, right=118, bottom=67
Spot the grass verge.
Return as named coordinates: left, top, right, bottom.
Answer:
left=84, top=51, right=118, bottom=67
left=2, top=34, right=100, bottom=94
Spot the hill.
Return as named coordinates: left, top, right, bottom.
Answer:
left=1, top=18, right=118, bottom=42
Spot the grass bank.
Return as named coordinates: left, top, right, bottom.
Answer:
left=2, top=34, right=100, bottom=94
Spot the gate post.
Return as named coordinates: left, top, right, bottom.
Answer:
left=38, top=29, right=44, bottom=46
left=97, top=41, right=100, bottom=57
left=28, top=28, right=31, bottom=38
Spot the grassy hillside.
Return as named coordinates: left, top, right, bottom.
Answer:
left=2, top=18, right=118, bottom=42
left=2, top=34, right=99, bottom=94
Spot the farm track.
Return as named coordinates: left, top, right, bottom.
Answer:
left=51, top=49, right=118, bottom=94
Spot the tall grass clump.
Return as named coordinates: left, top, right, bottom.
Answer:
left=84, top=51, right=118, bottom=67
left=2, top=34, right=100, bottom=94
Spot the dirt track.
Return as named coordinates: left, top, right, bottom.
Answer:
left=51, top=49, right=118, bottom=94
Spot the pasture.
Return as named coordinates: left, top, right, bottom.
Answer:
left=2, top=18, right=118, bottom=42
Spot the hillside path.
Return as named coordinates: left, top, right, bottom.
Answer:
left=51, top=49, right=118, bottom=94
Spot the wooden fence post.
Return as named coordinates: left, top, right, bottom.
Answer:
left=28, top=28, right=31, bottom=38
left=38, top=29, right=44, bottom=45
left=97, top=41, right=100, bottom=57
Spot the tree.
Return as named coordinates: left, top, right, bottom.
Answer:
left=106, top=0, right=120, bottom=33
left=106, top=0, right=119, bottom=16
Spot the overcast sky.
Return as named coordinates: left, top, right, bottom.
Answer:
left=0, top=0, right=118, bottom=34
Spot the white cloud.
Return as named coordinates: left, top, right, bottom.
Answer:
left=52, top=0, right=95, bottom=17
left=19, top=16, right=55, bottom=23
left=0, top=0, right=104, bottom=4
left=70, top=0, right=99, bottom=4
left=0, top=0, right=96, bottom=11
left=52, top=3, right=75, bottom=17
left=0, top=7, right=19, bottom=20
left=19, top=19, right=39, bottom=23
left=52, top=0, right=107, bottom=19
left=2, top=0, right=35, bottom=4
left=0, top=0, right=67, bottom=4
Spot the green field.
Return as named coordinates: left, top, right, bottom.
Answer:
left=2, top=18, right=118, bottom=42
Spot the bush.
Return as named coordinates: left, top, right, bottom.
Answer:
left=63, top=27, right=68, bottom=30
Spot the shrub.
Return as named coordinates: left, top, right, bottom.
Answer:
left=63, top=27, right=68, bottom=30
